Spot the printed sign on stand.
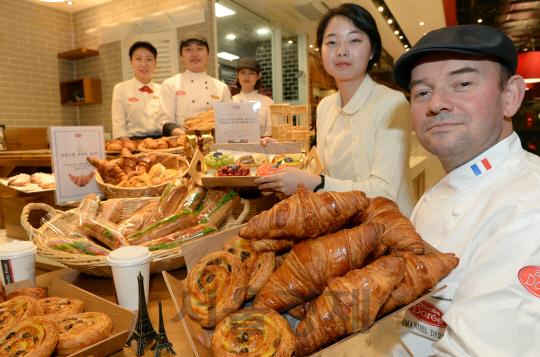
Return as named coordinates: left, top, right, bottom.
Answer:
left=50, top=126, right=104, bottom=205
left=214, top=102, right=260, bottom=143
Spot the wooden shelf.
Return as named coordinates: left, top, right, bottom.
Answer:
left=57, top=48, right=99, bottom=60
left=59, top=78, right=102, bottom=106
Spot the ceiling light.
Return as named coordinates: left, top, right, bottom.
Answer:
left=406, top=48, right=410, bottom=51
left=404, top=45, right=408, bottom=48
left=288, top=40, right=293, bottom=44
left=226, top=34, right=236, bottom=40
left=257, top=29, right=268, bottom=34
left=387, top=19, right=393, bottom=24
left=315, top=48, right=319, bottom=51
left=477, top=19, right=482, bottom=23
left=309, top=45, right=313, bottom=48
left=394, top=30, right=399, bottom=35
left=378, top=6, right=383, bottom=12
left=419, top=22, right=424, bottom=26
left=39, top=0, right=66, bottom=2
left=215, top=3, right=235, bottom=17
left=399, top=36, right=403, bottom=39
left=67, top=1, right=73, bottom=4
left=517, top=52, right=540, bottom=83
left=217, top=52, right=239, bottom=60
left=524, top=48, right=529, bottom=52
left=424, top=33, right=427, bottom=35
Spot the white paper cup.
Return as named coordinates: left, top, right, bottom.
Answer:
left=0, top=241, right=37, bottom=286
left=107, top=246, right=152, bottom=311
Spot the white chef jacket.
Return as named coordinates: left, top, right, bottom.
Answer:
left=328, top=131, right=540, bottom=357
left=316, top=74, right=414, bottom=218
left=232, top=90, right=274, bottom=137
left=156, top=70, right=232, bottom=130
left=111, top=77, right=161, bottom=139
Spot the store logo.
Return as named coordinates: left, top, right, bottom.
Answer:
left=408, top=301, right=446, bottom=327
left=176, top=90, right=186, bottom=95
left=518, top=266, right=540, bottom=298
left=75, top=134, right=82, bottom=138
left=233, top=105, right=241, bottom=109
left=128, top=97, right=139, bottom=102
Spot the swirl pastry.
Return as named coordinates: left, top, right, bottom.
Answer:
left=0, top=316, right=59, bottom=357
left=0, top=281, right=5, bottom=303
left=183, top=251, right=248, bottom=328
left=0, top=297, right=38, bottom=334
left=37, top=297, right=84, bottom=318
left=223, top=237, right=275, bottom=300
left=53, top=312, right=112, bottom=356
left=6, top=287, right=48, bottom=301
left=211, top=307, right=295, bottom=357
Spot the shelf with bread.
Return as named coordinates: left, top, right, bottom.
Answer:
left=188, top=142, right=323, bottom=188
left=164, top=187, right=458, bottom=357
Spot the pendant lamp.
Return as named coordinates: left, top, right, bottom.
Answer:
left=516, top=52, right=540, bottom=83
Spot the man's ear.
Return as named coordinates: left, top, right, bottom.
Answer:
left=503, top=74, right=526, bottom=118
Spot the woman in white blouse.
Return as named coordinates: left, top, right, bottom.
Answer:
left=232, top=58, right=274, bottom=138
left=256, top=3, right=414, bottom=217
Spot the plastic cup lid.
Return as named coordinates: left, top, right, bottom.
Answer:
left=0, top=241, right=37, bottom=259
left=107, top=246, right=152, bottom=267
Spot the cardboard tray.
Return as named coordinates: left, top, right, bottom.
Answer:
left=162, top=224, right=446, bottom=357
left=5, top=278, right=135, bottom=357
left=188, top=142, right=323, bottom=187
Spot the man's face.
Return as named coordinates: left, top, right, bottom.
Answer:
left=181, top=41, right=209, bottom=73
left=409, top=53, right=511, bottom=172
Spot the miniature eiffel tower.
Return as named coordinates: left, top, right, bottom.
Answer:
left=125, top=272, right=158, bottom=356
left=151, top=300, right=176, bottom=357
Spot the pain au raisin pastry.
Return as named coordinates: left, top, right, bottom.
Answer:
left=0, top=296, right=38, bottom=334
left=53, top=312, right=112, bottom=356
left=183, top=251, right=248, bottom=328
left=0, top=316, right=59, bottom=357
left=222, top=237, right=275, bottom=300
left=211, top=307, right=295, bottom=357
left=6, top=287, right=48, bottom=301
left=37, top=297, right=84, bottom=318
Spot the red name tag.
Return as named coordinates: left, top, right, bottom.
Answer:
left=408, top=300, right=447, bottom=327
left=128, top=97, right=139, bottom=102
left=176, top=90, right=186, bottom=95
left=519, top=266, right=540, bottom=298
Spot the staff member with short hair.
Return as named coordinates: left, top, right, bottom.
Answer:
left=111, top=41, right=162, bottom=141
left=157, top=32, right=232, bottom=137
left=232, top=57, right=274, bottom=137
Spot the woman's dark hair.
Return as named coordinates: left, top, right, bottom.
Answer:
left=235, top=70, right=263, bottom=91
left=129, top=41, right=157, bottom=59
left=316, top=3, right=382, bottom=73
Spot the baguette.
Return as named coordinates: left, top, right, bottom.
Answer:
left=178, top=187, right=207, bottom=212
left=140, top=224, right=218, bottom=251
left=127, top=210, right=198, bottom=246
left=49, top=237, right=111, bottom=256
left=96, top=199, right=123, bottom=223
left=146, top=179, right=189, bottom=226
left=76, top=193, right=101, bottom=225
left=197, top=190, right=240, bottom=227
left=80, top=218, right=129, bottom=250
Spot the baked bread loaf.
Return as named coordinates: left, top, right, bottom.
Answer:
left=0, top=316, right=59, bottom=357
left=53, top=312, right=112, bottom=356
left=0, top=296, right=38, bottom=336
left=37, top=297, right=84, bottom=318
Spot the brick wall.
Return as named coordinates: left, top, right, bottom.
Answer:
left=282, top=37, right=299, bottom=102
left=256, top=40, right=273, bottom=99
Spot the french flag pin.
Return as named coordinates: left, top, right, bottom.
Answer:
left=471, top=158, right=492, bottom=176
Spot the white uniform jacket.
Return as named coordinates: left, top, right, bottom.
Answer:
left=316, top=74, right=414, bottom=217
left=111, top=77, right=161, bottom=139
left=156, top=70, right=232, bottom=130
left=232, top=90, right=274, bottom=137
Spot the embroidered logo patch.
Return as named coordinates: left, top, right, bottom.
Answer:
left=176, top=90, right=186, bottom=95
left=408, top=300, right=447, bottom=327
left=211, top=94, right=220, bottom=100
left=233, top=105, right=240, bottom=109
left=128, top=97, right=138, bottom=102
left=470, top=158, right=492, bottom=176
left=518, top=266, right=540, bottom=298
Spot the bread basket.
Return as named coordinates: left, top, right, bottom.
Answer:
left=20, top=197, right=250, bottom=278
left=95, top=152, right=189, bottom=198
left=137, top=136, right=184, bottom=154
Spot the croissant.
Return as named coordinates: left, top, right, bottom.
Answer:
left=106, top=140, right=122, bottom=151
left=122, top=140, right=137, bottom=151
left=137, top=154, right=158, bottom=173
left=142, top=138, right=158, bottom=150
left=239, top=183, right=370, bottom=240
left=68, top=172, right=94, bottom=187
left=286, top=299, right=315, bottom=321
left=357, top=197, right=425, bottom=257
left=87, top=157, right=127, bottom=182
left=156, top=139, right=168, bottom=150
left=251, top=237, right=300, bottom=253
left=294, top=256, right=407, bottom=356
left=377, top=250, right=459, bottom=317
left=118, top=147, right=137, bottom=175
left=254, top=222, right=382, bottom=312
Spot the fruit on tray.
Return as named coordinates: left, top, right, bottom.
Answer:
left=204, top=152, right=235, bottom=169
left=273, top=153, right=306, bottom=169
left=216, top=164, right=250, bottom=177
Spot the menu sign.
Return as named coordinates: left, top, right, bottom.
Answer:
left=50, top=126, right=104, bottom=205
left=214, top=102, right=260, bottom=143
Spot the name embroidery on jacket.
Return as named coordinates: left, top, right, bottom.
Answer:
left=518, top=266, right=540, bottom=298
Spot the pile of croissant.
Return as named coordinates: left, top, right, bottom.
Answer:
left=0, top=284, right=112, bottom=357
left=105, top=139, right=137, bottom=151
left=183, top=184, right=459, bottom=357
left=87, top=147, right=179, bottom=188
left=139, top=136, right=184, bottom=150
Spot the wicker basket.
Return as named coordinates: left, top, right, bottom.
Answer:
left=95, top=152, right=190, bottom=198
left=20, top=197, right=250, bottom=278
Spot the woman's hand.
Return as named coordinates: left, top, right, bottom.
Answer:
left=254, top=167, right=322, bottom=196
left=260, top=137, right=278, bottom=147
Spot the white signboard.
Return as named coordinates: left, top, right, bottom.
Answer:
left=214, top=102, right=260, bottom=143
left=50, top=126, right=104, bottom=205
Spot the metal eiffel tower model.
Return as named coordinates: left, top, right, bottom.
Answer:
left=150, top=300, right=176, bottom=357
left=125, top=272, right=158, bottom=356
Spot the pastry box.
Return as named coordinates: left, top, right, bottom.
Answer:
left=188, top=142, right=323, bottom=188
left=163, top=224, right=446, bottom=357
left=5, top=278, right=135, bottom=357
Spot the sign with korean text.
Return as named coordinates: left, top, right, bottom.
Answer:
left=50, top=126, right=104, bottom=204
left=214, top=102, right=260, bottom=143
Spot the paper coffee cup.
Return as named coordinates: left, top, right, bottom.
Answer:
left=0, top=241, right=37, bottom=286
left=107, top=246, right=152, bottom=311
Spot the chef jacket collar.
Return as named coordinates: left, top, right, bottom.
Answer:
left=239, top=90, right=259, bottom=98
left=183, top=69, right=208, bottom=81
left=132, top=76, right=155, bottom=90
left=428, top=131, right=519, bottom=196
left=334, top=73, right=376, bottom=116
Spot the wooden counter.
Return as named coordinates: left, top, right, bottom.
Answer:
left=36, top=268, right=191, bottom=357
